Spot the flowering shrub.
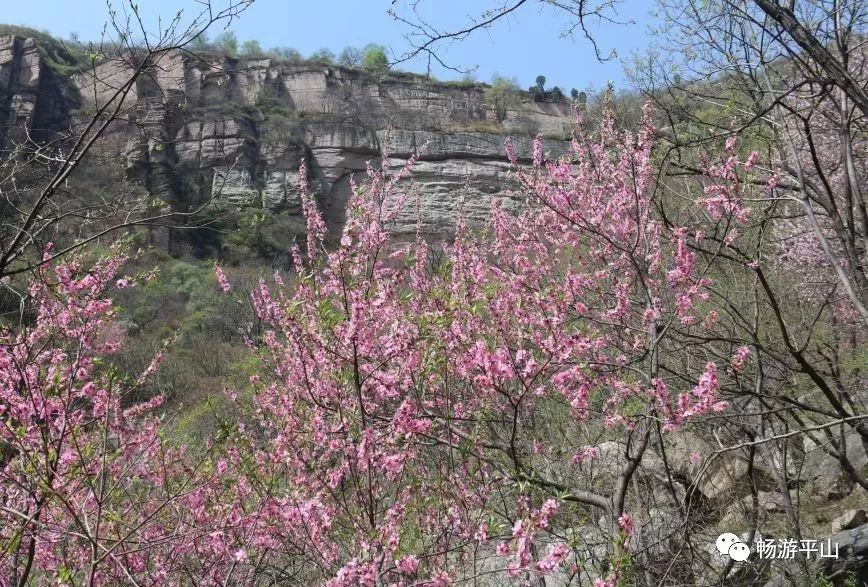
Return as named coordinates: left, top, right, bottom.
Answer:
left=1, top=106, right=771, bottom=585
left=210, top=104, right=755, bottom=584
left=0, top=249, right=241, bottom=585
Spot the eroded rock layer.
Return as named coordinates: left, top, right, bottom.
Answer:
left=0, top=36, right=574, bottom=243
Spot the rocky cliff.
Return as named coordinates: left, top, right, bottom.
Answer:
left=0, top=34, right=575, bottom=252
left=0, top=35, right=71, bottom=152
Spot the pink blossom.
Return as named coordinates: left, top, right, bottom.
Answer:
left=215, top=264, right=231, bottom=292
left=536, top=543, right=571, bottom=575
left=572, top=446, right=601, bottom=464
left=537, top=499, right=559, bottom=529
left=396, top=555, right=419, bottom=575
left=0, top=106, right=784, bottom=585
left=474, top=523, right=489, bottom=542
left=618, top=512, right=635, bottom=536
left=594, top=573, right=618, bottom=587
left=731, top=346, right=751, bottom=372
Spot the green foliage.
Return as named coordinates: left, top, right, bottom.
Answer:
left=484, top=74, right=520, bottom=122
left=255, top=94, right=304, bottom=136
left=241, top=39, right=263, bottom=56
left=214, top=31, right=238, bottom=57
left=551, top=86, right=564, bottom=101
left=113, top=258, right=262, bottom=410
left=535, top=74, right=546, bottom=93
left=222, top=209, right=306, bottom=263
left=268, top=46, right=302, bottom=63
left=439, top=76, right=479, bottom=88
left=362, top=44, right=389, bottom=73
left=171, top=393, right=234, bottom=447
left=815, top=572, right=859, bottom=587
left=190, top=32, right=208, bottom=50
left=309, top=47, right=335, bottom=64
left=529, top=85, right=543, bottom=102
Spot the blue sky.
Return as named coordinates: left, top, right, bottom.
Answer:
left=3, top=0, right=657, bottom=91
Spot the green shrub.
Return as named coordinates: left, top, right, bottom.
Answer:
left=241, top=39, right=263, bottom=57
left=214, top=31, right=238, bottom=57
left=485, top=74, right=520, bottom=121
left=362, top=44, right=389, bottom=73
left=223, top=209, right=306, bottom=263
left=309, top=47, right=335, bottom=64
left=268, top=47, right=302, bottom=63
left=439, top=78, right=479, bottom=88
left=190, top=32, right=209, bottom=50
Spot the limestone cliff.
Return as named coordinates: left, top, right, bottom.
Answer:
left=0, top=35, right=574, bottom=249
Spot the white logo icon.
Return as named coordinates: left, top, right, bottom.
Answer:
left=716, top=533, right=739, bottom=555
left=728, top=541, right=750, bottom=561
left=716, top=533, right=750, bottom=561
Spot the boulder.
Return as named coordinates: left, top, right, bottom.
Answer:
left=722, top=491, right=798, bottom=528
left=831, top=509, right=868, bottom=534
left=803, top=432, right=868, bottom=501
left=666, top=433, right=755, bottom=500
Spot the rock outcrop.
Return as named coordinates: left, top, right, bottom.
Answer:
left=0, top=35, right=576, bottom=250
left=0, top=35, right=70, bottom=152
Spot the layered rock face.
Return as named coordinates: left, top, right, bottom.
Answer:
left=0, top=38, right=574, bottom=242
left=117, top=55, right=573, bottom=238
left=0, top=36, right=69, bottom=152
